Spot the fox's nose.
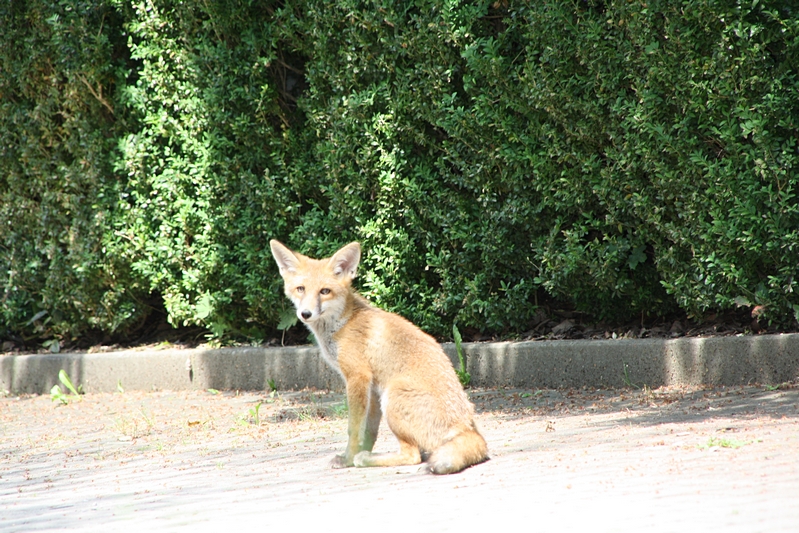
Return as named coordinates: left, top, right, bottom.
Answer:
left=301, top=310, right=312, bottom=320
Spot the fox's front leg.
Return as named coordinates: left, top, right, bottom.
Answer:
left=331, top=375, right=381, bottom=468
left=362, top=385, right=382, bottom=450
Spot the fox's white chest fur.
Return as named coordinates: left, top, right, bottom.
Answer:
left=308, top=314, right=346, bottom=377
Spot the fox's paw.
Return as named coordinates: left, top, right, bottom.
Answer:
left=353, top=451, right=373, bottom=467
left=330, top=454, right=353, bottom=469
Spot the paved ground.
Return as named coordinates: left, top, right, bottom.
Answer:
left=2, top=384, right=798, bottom=532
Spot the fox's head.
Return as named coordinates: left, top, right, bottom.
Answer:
left=269, top=240, right=361, bottom=325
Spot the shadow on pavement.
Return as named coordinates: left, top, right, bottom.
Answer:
left=470, top=384, right=799, bottom=427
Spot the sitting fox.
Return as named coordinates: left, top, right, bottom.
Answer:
left=270, top=240, right=488, bottom=474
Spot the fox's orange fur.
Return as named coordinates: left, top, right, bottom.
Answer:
left=270, top=240, right=488, bottom=474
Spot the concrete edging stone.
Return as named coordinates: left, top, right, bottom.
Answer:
left=2, top=333, right=798, bottom=394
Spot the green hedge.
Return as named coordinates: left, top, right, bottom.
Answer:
left=0, top=1, right=144, bottom=341
left=2, top=0, right=799, bottom=344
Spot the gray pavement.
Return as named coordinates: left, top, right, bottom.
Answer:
left=1, top=386, right=798, bottom=532
left=2, top=335, right=799, bottom=532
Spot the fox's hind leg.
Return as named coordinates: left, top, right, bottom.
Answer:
left=353, top=387, right=425, bottom=468
left=353, top=439, right=422, bottom=468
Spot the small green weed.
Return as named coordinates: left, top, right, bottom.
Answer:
left=138, top=407, right=155, bottom=428
left=698, top=437, right=751, bottom=450
left=237, top=401, right=263, bottom=426
left=50, top=370, right=83, bottom=405
left=295, top=392, right=324, bottom=421
left=249, top=402, right=262, bottom=426
left=764, top=382, right=790, bottom=391
left=297, top=405, right=321, bottom=422
left=265, top=380, right=280, bottom=402
left=331, top=400, right=348, bottom=418
left=115, top=407, right=155, bottom=439
left=621, top=361, right=639, bottom=389
left=452, top=324, right=471, bottom=388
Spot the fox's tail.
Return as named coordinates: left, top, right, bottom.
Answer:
left=427, top=425, right=489, bottom=475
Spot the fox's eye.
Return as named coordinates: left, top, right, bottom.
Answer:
left=296, top=286, right=305, bottom=294
left=320, top=288, right=331, bottom=295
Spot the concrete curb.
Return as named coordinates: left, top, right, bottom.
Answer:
left=2, top=333, right=799, bottom=394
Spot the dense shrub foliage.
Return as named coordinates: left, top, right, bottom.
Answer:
left=0, top=1, right=145, bottom=340
left=2, top=0, right=799, bottom=344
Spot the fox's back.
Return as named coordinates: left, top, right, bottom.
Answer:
left=334, top=299, right=473, bottom=415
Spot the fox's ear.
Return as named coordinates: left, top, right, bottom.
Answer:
left=270, top=240, right=300, bottom=275
left=329, top=242, right=361, bottom=280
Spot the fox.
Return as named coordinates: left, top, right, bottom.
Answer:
left=269, top=239, right=488, bottom=474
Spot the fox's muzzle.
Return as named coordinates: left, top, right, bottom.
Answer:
left=297, top=303, right=320, bottom=322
